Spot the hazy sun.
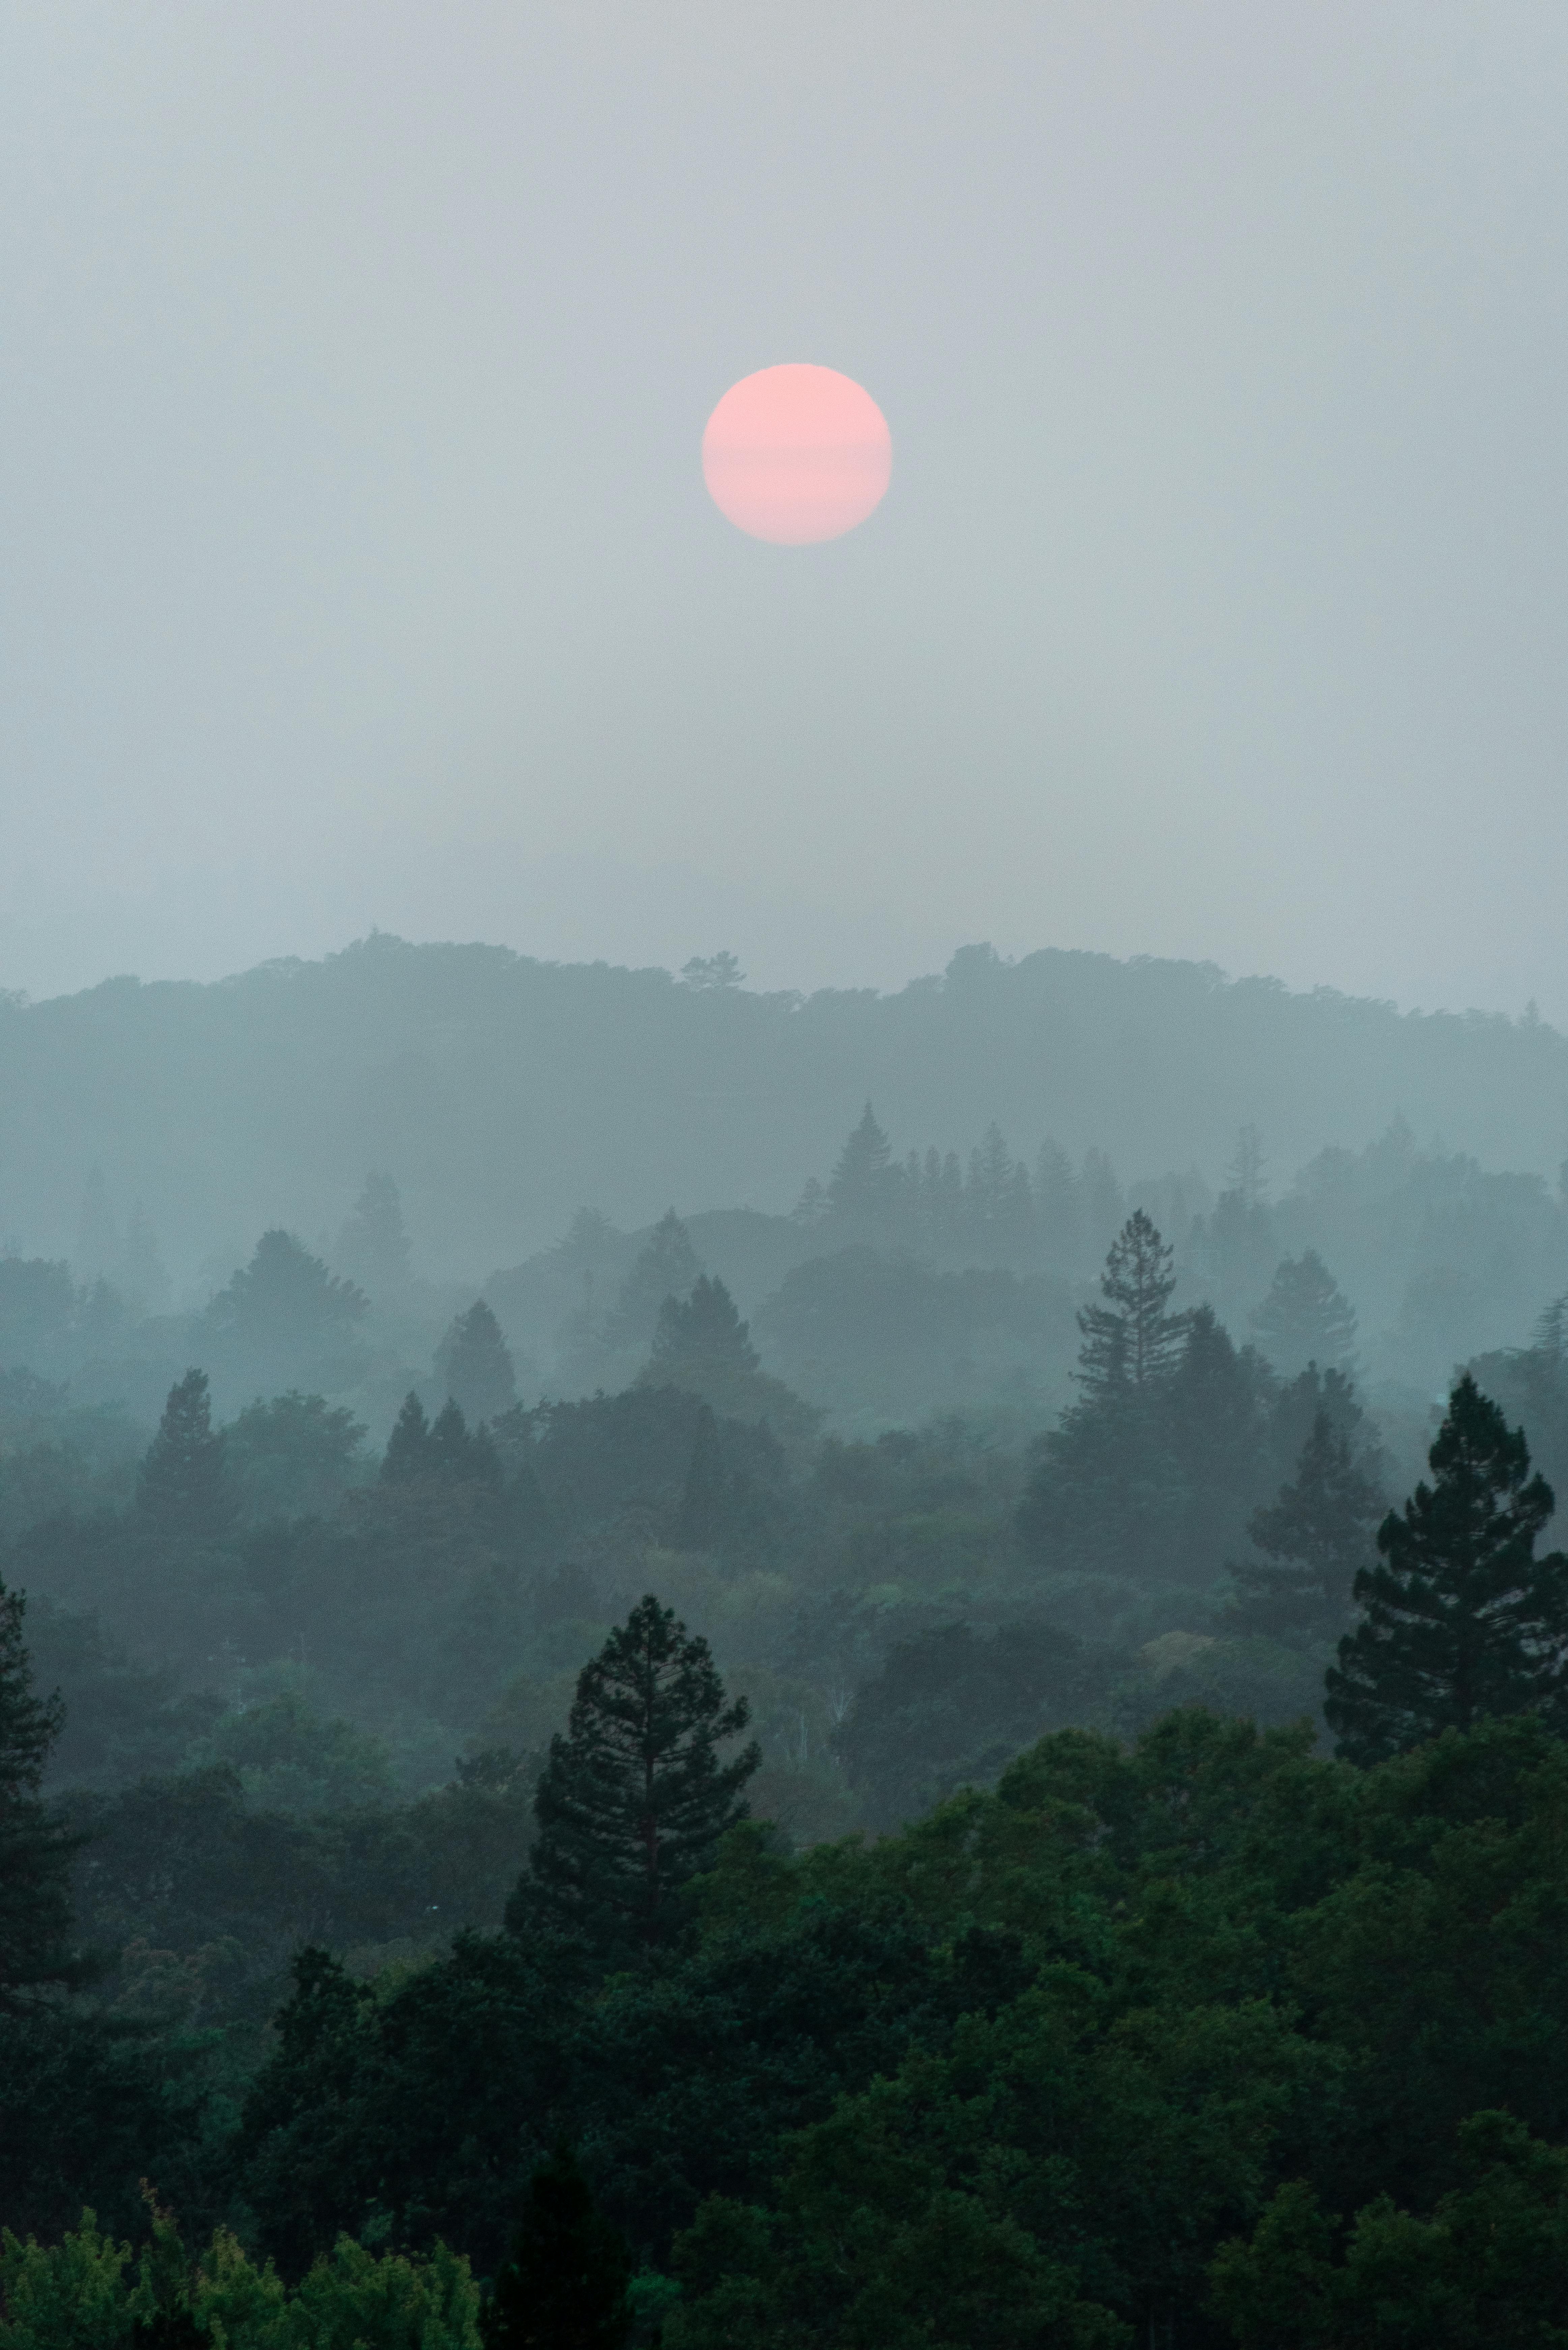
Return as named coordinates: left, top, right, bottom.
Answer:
left=702, top=364, right=892, bottom=545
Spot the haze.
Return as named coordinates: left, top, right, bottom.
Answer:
left=3, top=3, right=1568, bottom=1016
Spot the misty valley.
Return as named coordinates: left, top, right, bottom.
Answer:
left=5, top=945, right=1568, bottom=2347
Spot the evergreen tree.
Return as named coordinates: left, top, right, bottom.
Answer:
left=1251, top=1249, right=1358, bottom=1376
left=206, top=1230, right=368, bottom=1352
left=0, top=1577, right=88, bottom=2009
left=1230, top=1404, right=1384, bottom=1642
left=480, top=2144, right=631, bottom=2350
left=381, top=1391, right=431, bottom=1482
left=1076, top=1210, right=1188, bottom=1395
left=137, top=1370, right=235, bottom=1539
left=825, top=1103, right=896, bottom=1230
left=601, top=1211, right=702, bottom=1351
left=435, top=1299, right=518, bottom=1424
left=648, top=1276, right=760, bottom=1384
left=1325, top=1374, right=1568, bottom=1762
left=428, top=1398, right=501, bottom=1486
left=335, top=1171, right=412, bottom=1294
left=506, top=1594, right=759, bottom=1959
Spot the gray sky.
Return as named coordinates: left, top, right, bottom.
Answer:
left=3, top=3, right=1567, bottom=1016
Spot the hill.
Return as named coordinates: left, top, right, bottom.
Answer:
left=0, top=932, right=1563, bottom=1285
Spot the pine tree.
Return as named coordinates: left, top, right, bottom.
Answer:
left=137, top=1370, right=236, bottom=1539
left=381, top=1391, right=431, bottom=1482
left=335, top=1171, right=412, bottom=1294
left=506, top=1595, right=759, bottom=1959
left=601, top=1211, right=702, bottom=1351
left=435, top=1299, right=518, bottom=1424
left=0, top=1577, right=88, bottom=2010
left=1251, top=1250, right=1358, bottom=1376
left=481, top=2145, right=631, bottom=2350
left=1230, top=1406, right=1384, bottom=1642
left=1076, top=1211, right=1188, bottom=1396
left=647, top=1276, right=759, bottom=1385
left=1325, top=1374, right=1568, bottom=1763
left=825, top=1103, right=895, bottom=1230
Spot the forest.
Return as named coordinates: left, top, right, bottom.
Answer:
left=6, top=1009, right=1568, bottom=2340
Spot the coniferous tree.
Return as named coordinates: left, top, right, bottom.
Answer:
left=506, top=1594, right=758, bottom=1959
left=600, top=1211, right=702, bottom=1351
left=481, top=2145, right=631, bottom=2350
left=1251, top=1250, right=1359, bottom=1377
left=0, top=1577, right=88, bottom=2009
left=335, top=1171, right=412, bottom=1294
left=647, top=1276, right=759, bottom=1385
left=1325, top=1374, right=1568, bottom=1762
left=381, top=1391, right=431, bottom=1482
left=435, top=1299, right=518, bottom=1424
left=137, top=1370, right=235, bottom=1540
left=1076, top=1210, right=1188, bottom=1395
left=825, top=1103, right=896, bottom=1231
left=1230, top=1405, right=1384, bottom=1642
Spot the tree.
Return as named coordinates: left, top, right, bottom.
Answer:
left=1251, top=1251, right=1358, bottom=1377
left=1076, top=1210, right=1187, bottom=1395
left=137, top=1370, right=235, bottom=1539
left=381, top=1391, right=432, bottom=1482
left=680, top=951, right=744, bottom=991
left=1229, top=1396, right=1384, bottom=1643
left=435, top=1299, right=518, bottom=1424
left=0, top=1577, right=88, bottom=2009
left=335, top=1170, right=412, bottom=1294
left=825, top=1103, right=896, bottom=1231
left=381, top=1392, right=499, bottom=1486
left=206, top=1230, right=368, bottom=1355
left=481, top=2145, right=632, bottom=2350
left=1325, top=1374, right=1568, bottom=1763
left=507, top=1595, right=759, bottom=1959
left=648, top=1277, right=760, bottom=1385
left=601, top=1211, right=702, bottom=1352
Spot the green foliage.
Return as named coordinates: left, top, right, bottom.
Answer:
left=508, top=1596, right=759, bottom=1961
left=481, top=2147, right=631, bottom=2350
left=224, top=1394, right=367, bottom=1527
left=0, top=1577, right=87, bottom=2010
left=1210, top=2111, right=1568, bottom=2349
left=1327, top=1375, right=1568, bottom=1761
left=0, top=2195, right=481, bottom=2349
left=185, top=1692, right=395, bottom=1817
left=1229, top=1391, right=1385, bottom=1642
left=136, top=1373, right=234, bottom=1541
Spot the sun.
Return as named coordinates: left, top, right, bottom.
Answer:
left=702, top=364, right=892, bottom=545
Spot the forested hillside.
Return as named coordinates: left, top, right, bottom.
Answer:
left=1, top=931, right=1564, bottom=1281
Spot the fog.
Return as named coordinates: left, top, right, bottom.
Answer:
left=3, top=4, right=1568, bottom=1013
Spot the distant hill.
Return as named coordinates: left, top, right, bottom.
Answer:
left=1, top=933, right=1563, bottom=1285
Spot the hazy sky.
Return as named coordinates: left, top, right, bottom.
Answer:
left=4, top=4, right=1567, bottom=1016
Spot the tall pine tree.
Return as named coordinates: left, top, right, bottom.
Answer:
left=0, top=1577, right=88, bottom=2010
left=506, top=1595, right=758, bottom=1960
left=435, top=1299, right=518, bottom=1424
left=1325, top=1374, right=1568, bottom=1762
left=1075, top=1210, right=1188, bottom=1395
left=1230, top=1405, right=1384, bottom=1642
left=137, top=1370, right=235, bottom=1541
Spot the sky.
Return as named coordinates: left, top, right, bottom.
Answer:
left=3, top=3, right=1567, bottom=1017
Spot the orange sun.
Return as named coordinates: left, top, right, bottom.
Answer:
left=702, top=364, right=892, bottom=545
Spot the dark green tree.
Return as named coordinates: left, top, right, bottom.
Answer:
left=481, top=2145, right=632, bottom=2350
left=205, top=1229, right=367, bottom=1355
left=1076, top=1209, right=1188, bottom=1395
left=1230, top=1403, right=1385, bottom=1642
left=0, top=1577, right=89, bottom=2009
left=381, top=1391, right=431, bottom=1482
left=507, top=1595, right=759, bottom=1959
left=137, top=1370, right=235, bottom=1539
left=1325, top=1374, right=1568, bottom=1762
left=435, top=1299, right=518, bottom=1424
left=1250, top=1250, right=1359, bottom=1377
